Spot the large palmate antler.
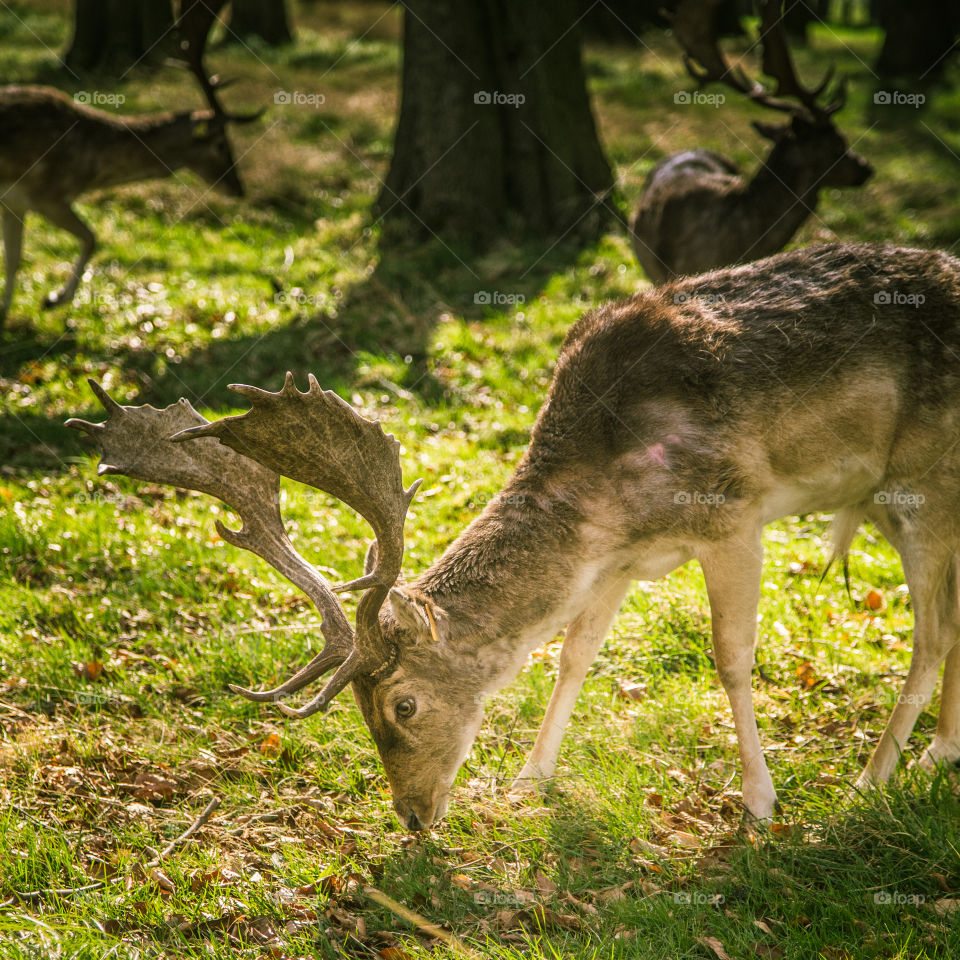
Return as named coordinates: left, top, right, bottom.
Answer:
left=672, top=0, right=844, bottom=120
left=66, top=374, right=420, bottom=718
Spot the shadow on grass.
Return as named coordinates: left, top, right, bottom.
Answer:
left=369, top=769, right=960, bottom=955
left=0, top=234, right=597, bottom=471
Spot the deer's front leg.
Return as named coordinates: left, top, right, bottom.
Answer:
left=1, top=208, right=25, bottom=327
left=512, top=578, right=631, bottom=791
left=698, top=529, right=777, bottom=821
left=34, top=201, right=95, bottom=309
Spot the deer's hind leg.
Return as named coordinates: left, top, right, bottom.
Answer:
left=857, top=529, right=960, bottom=789
left=919, top=555, right=960, bottom=770
left=512, top=577, right=632, bottom=790
left=33, top=200, right=95, bottom=309
left=1, top=206, right=24, bottom=327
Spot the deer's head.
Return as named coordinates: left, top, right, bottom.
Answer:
left=753, top=115, right=872, bottom=187
left=67, top=375, right=483, bottom=832
left=673, top=0, right=871, bottom=188
left=177, top=110, right=253, bottom=197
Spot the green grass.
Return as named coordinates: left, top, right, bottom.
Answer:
left=2, top=1, right=960, bottom=957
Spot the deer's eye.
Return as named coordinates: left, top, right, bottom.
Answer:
left=395, top=698, right=417, bottom=721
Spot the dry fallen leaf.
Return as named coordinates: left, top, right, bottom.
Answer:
left=617, top=679, right=647, bottom=701
left=151, top=867, right=176, bottom=893
left=699, top=935, right=731, bottom=959
left=750, top=942, right=784, bottom=958
left=629, top=837, right=668, bottom=857
left=934, top=897, right=960, bottom=916
left=260, top=733, right=282, bottom=756
left=73, top=660, right=104, bottom=681
left=864, top=589, right=886, bottom=611
left=130, top=771, right=176, bottom=802
left=534, top=870, right=557, bottom=896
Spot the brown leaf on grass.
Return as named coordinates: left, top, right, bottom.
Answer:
left=698, top=935, right=731, bottom=959
left=561, top=891, right=598, bottom=915
left=795, top=661, right=820, bottom=689
left=864, top=589, right=886, bottom=611
left=126, top=771, right=176, bottom=802
left=534, top=870, right=557, bottom=896
left=598, top=881, right=634, bottom=903
left=379, top=949, right=415, bottom=960
left=73, top=660, right=104, bottom=682
left=667, top=830, right=700, bottom=849
left=151, top=867, right=176, bottom=893
left=629, top=837, right=668, bottom=857
left=260, top=733, right=282, bottom=756
left=750, top=943, right=784, bottom=958
left=933, top=897, right=960, bottom=916
left=617, top=679, right=647, bottom=701
left=753, top=919, right=774, bottom=935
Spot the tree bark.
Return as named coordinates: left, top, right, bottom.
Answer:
left=227, top=0, right=293, bottom=45
left=65, top=0, right=175, bottom=73
left=874, top=0, right=958, bottom=80
left=376, top=0, right=613, bottom=247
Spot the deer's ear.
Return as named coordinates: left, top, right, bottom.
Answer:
left=388, top=587, right=448, bottom=645
left=752, top=120, right=788, bottom=142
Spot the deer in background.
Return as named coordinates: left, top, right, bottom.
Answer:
left=631, top=0, right=872, bottom=283
left=71, top=241, right=960, bottom=831
left=0, top=4, right=259, bottom=330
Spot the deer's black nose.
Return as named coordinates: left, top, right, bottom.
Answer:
left=393, top=798, right=425, bottom=832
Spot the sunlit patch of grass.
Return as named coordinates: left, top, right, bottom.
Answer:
left=1, top=1, right=959, bottom=956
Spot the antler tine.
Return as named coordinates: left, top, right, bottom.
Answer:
left=174, top=372, right=422, bottom=643
left=671, top=0, right=800, bottom=115
left=67, top=380, right=362, bottom=706
left=176, top=0, right=228, bottom=117
left=175, top=0, right=264, bottom=123
left=276, top=649, right=373, bottom=719
left=227, top=646, right=343, bottom=703
left=758, top=0, right=836, bottom=120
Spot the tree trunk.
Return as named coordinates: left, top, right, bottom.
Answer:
left=874, top=0, right=958, bottom=80
left=65, top=0, right=175, bottom=73
left=376, top=0, right=613, bottom=247
left=228, top=0, right=293, bottom=45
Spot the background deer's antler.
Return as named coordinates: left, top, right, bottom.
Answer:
left=66, top=374, right=419, bottom=718
left=176, top=0, right=263, bottom=123
left=671, top=0, right=844, bottom=120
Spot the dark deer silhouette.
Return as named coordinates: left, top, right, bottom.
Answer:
left=631, top=0, right=872, bottom=283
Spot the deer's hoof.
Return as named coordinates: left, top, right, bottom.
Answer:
left=42, top=291, right=70, bottom=310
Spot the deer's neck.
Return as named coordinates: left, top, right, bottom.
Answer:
left=85, top=114, right=188, bottom=190
left=740, top=148, right=823, bottom=258
left=413, top=488, right=595, bottom=688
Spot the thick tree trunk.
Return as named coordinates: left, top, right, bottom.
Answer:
left=228, top=0, right=293, bottom=45
left=65, top=0, right=175, bottom=73
left=376, top=0, right=613, bottom=247
left=874, top=0, right=958, bottom=80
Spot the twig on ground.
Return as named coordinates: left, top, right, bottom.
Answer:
left=148, top=795, right=221, bottom=865
left=364, top=885, right=482, bottom=959
left=7, top=881, right=106, bottom=903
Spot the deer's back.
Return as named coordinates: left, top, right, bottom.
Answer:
left=517, top=243, right=960, bottom=539
left=0, top=86, right=138, bottom=198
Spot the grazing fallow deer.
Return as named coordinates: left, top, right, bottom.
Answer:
left=0, top=20, right=259, bottom=328
left=631, top=0, right=872, bottom=283
left=71, top=241, right=960, bottom=830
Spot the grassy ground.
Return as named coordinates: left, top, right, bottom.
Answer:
left=3, top=1, right=960, bottom=957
